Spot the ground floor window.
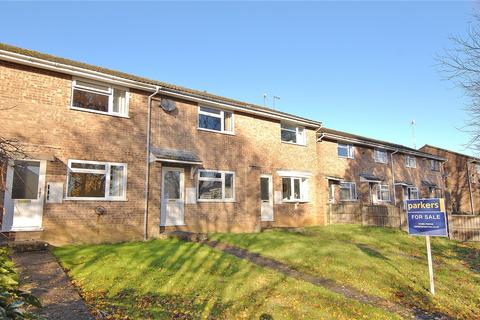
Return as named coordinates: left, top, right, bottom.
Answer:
left=197, top=170, right=235, bottom=201
left=66, top=160, right=127, bottom=200
left=407, top=187, right=419, bottom=200
left=376, top=184, right=391, bottom=202
left=340, top=182, right=356, bottom=201
left=281, top=177, right=309, bottom=202
left=429, top=187, right=442, bottom=198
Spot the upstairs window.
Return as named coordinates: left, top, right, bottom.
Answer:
left=198, top=106, right=234, bottom=134
left=431, top=160, right=440, bottom=172
left=338, top=143, right=354, bottom=159
left=66, top=160, right=127, bottom=200
left=374, top=149, right=388, bottom=164
left=405, top=156, right=416, bottom=168
left=282, top=177, right=309, bottom=202
left=197, top=170, right=235, bottom=201
left=340, top=182, right=356, bottom=201
left=281, top=123, right=306, bottom=145
left=71, top=79, right=128, bottom=116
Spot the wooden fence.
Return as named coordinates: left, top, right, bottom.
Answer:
left=328, top=204, right=480, bottom=242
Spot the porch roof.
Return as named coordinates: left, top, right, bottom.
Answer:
left=151, top=147, right=202, bottom=165
left=395, top=180, right=414, bottom=187
left=359, top=173, right=383, bottom=182
left=325, top=175, right=343, bottom=182
left=421, top=180, right=438, bottom=188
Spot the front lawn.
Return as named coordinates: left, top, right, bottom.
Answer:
left=211, top=225, right=480, bottom=319
left=54, top=238, right=398, bottom=320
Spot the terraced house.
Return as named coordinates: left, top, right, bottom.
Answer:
left=0, top=44, right=456, bottom=245
left=0, top=43, right=322, bottom=245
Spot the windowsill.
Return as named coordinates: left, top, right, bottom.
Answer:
left=197, top=127, right=235, bottom=136
left=374, top=161, right=388, bottom=165
left=281, top=200, right=310, bottom=203
left=340, top=199, right=358, bottom=202
left=64, top=197, right=128, bottom=202
left=338, top=156, right=355, bottom=160
left=197, top=199, right=236, bottom=203
left=70, top=106, right=130, bottom=118
left=281, top=141, right=307, bottom=147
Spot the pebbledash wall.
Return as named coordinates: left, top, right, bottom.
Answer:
left=0, top=48, right=322, bottom=245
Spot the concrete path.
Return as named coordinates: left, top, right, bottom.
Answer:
left=12, top=250, right=93, bottom=320
left=203, top=240, right=452, bottom=320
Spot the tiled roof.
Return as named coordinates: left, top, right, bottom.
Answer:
left=0, top=43, right=321, bottom=127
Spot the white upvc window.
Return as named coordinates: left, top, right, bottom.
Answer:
left=407, top=187, right=419, bottom=200
left=197, top=170, right=235, bottom=201
left=281, top=177, right=309, bottom=202
left=376, top=184, right=391, bottom=202
left=66, top=160, right=127, bottom=200
left=340, top=182, right=357, bottom=201
left=198, top=106, right=234, bottom=134
left=338, top=143, right=354, bottom=159
left=431, top=160, right=440, bottom=171
left=71, top=78, right=129, bottom=117
left=405, top=156, right=417, bottom=168
left=374, top=149, right=388, bottom=164
left=281, top=123, right=306, bottom=145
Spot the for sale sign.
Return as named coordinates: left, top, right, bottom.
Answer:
left=406, top=199, right=448, bottom=237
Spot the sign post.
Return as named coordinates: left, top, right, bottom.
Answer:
left=406, top=198, right=448, bottom=295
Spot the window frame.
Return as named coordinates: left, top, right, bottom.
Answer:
left=374, top=149, right=388, bottom=164
left=339, top=182, right=357, bottom=201
left=197, top=169, right=235, bottom=202
left=337, top=143, right=354, bottom=159
left=405, top=156, right=417, bottom=168
left=430, top=160, right=440, bottom=172
left=281, top=176, right=310, bottom=202
left=65, top=159, right=127, bottom=201
left=70, top=78, right=129, bottom=117
left=197, top=106, right=235, bottom=135
left=376, top=184, right=391, bottom=202
left=407, top=187, right=419, bottom=200
left=280, top=123, right=306, bottom=146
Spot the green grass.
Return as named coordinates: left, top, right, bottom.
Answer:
left=0, top=247, right=17, bottom=291
left=211, top=225, right=480, bottom=319
left=54, top=238, right=399, bottom=320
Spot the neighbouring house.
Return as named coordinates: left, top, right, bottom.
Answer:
left=317, top=128, right=446, bottom=216
left=0, top=43, right=322, bottom=245
left=420, top=145, right=480, bottom=215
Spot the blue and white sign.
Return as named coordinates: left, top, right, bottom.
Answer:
left=406, top=199, right=448, bottom=237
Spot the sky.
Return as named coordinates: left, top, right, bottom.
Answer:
left=0, top=1, right=477, bottom=155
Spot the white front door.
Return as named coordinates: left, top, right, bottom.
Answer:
left=161, top=167, right=185, bottom=226
left=3, top=160, right=46, bottom=231
left=260, top=175, right=274, bottom=221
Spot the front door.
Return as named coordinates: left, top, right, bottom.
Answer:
left=260, top=175, right=274, bottom=221
left=161, top=167, right=185, bottom=226
left=3, top=160, right=46, bottom=231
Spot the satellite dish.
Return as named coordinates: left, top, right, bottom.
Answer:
left=160, top=98, right=177, bottom=112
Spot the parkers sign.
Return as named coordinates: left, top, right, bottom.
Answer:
left=406, top=198, right=448, bottom=237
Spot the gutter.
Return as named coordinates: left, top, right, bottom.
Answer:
left=143, top=86, right=161, bottom=241
left=0, top=49, right=321, bottom=128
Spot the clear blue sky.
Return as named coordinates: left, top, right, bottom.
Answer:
left=0, top=1, right=477, bottom=155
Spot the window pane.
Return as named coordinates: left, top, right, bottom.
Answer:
left=198, top=180, right=223, bottom=199
left=338, top=145, right=348, bottom=157
left=281, top=129, right=297, bottom=143
left=260, top=177, right=270, bottom=201
left=12, top=160, right=40, bottom=200
left=281, top=123, right=296, bottom=131
left=109, top=165, right=125, bottom=197
left=68, top=172, right=106, bottom=198
left=73, top=89, right=109, bottom=112
left=293, top=179, right=301, bottom=199
left=75, top=81, right=110, bottom=92
left=200, top=107, right=221, bottom=115
left=224, top=111, right=233, bottom=132
left=199, top=114, right=221, bottom=131
left=282, top=178, right=291, bottom=200
left=297, top=127, right=305, bottom=144
left=225, top=173, right=234, bottom=199
left=113, top=88, right=126, bottom=114
left=71, top=162, right=106, bottom=170
left=164, top=171, right=180, bottom=199
left=199, top=171, right=222, bottom=179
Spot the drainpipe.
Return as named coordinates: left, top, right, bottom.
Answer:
left=143, top=86, right=161, bottom=241
left=467, top=160, right=475, bottom=215
left=391, top=149, right=399, bottom=206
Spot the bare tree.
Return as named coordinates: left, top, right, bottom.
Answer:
left=0, top=106, right=26, bottom=191
left=439, top=14, right=480, bottom=152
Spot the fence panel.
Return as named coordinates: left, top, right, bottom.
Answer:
left=448, top=215, right=480, bottom=241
